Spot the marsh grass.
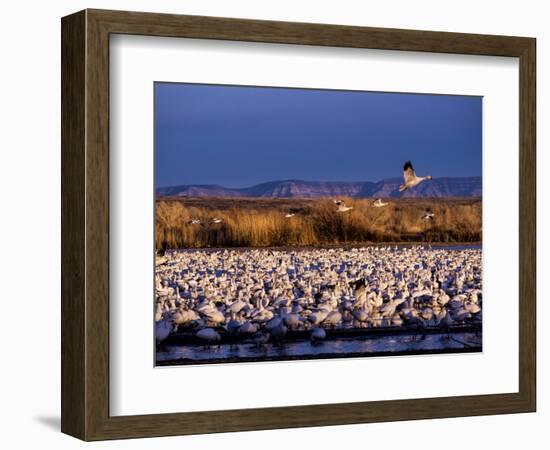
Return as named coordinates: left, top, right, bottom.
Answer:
left=156, top=197, right=482, bottom=249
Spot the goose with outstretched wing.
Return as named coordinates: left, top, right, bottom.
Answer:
left=334, top=200, right=353, bottom=213
left=399, top=161, right=432, bottom=192
left=421, top=211, right=435, bottom=221
left=373, top=198, right=389, bottom=208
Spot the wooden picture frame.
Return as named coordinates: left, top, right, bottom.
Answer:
left=61, top=9, right=536, bottom=441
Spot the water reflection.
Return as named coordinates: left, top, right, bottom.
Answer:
left=157, top=332, right=481, bottom=365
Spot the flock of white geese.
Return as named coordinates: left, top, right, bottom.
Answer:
left=155, top=160, right=478, bottom=347
left=155, top=246, right=482, bottom=346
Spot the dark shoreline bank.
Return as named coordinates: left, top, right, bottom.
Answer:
left=156, top=346, right=482, bottom=367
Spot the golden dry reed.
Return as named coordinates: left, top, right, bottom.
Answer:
left=156, top=197, right=482, bottom=249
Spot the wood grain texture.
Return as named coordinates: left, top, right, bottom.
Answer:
left=61, top=9, right=537, bottom=441
left=85, top=10, right=111, bottom=439
left=61, top=10, right=86, bottom=439
left=518, top=39, right=536, bottom=410
left=88, top=8, right=532, bottom=56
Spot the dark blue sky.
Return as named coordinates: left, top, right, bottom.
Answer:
left=155, top=83, right=482, bottom=188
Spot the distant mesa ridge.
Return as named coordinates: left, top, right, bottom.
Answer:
left=157, top=177, right=482, bottom=198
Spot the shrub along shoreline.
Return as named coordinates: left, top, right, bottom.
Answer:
left=155, top=196, right=482, bottom=249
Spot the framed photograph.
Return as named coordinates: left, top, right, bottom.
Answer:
left=61, top=9, right=536, bottom=440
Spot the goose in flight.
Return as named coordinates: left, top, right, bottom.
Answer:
left=421, top=211, right=435, bottom=221
left=399, top=161, right=432, bottom=192
left=188, top=219, right=202, bottom=225
left=373, top=198, right=389, bottom=208
left=334, top=200, right=353, bottom=213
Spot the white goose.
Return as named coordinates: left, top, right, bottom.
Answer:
left=172, top=308, right=199, bottom=325
left=421, top=211, right=435, bottom=221
left=155, top=317, right=175, bottom=344
left=323, top=310, right=343, bottom=328
left=334, top=200, right=353, bottom=213
left=373, top=198, right=389, bottom=208
left=310, top=327, right=326, bottom=343
left=196, top=327, right=221, bottom=343
left=399, top=161, right=432, bottom=192
left=238, top=321, right=258, bottom=335
left=154, top=246, right=482, bottom=347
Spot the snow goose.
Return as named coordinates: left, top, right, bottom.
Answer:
left=238, top=321, right=258, bottom=335
left=399, top=161, right=432, bottom=192
left=155, top=317, right=175, bottom=344
left=201, top=308, right=225, bottom=326
left=226, top=313, right=242, bottom=335
left=334, top=200, right=353, bottom=213
left=373, top=198, right=389, bottom=208
left=228, top=299, right=246, bottom=314
left=352, top=308, right=368, bottom=322
left=310, top=327, right=326, bottom=343
left=264, top=316, right=283, bottom=332
left=307, top=309, right=329, bottom=326
left=464, top=301, right=481, bottom=314
left=196, top=328, right=221, bottom=343
left=283, top=313, right=302, bottom=330
left=421, top=211, right=435, bottom=221
left=451, top=307, right=472, bottom=323
left=323, top=310, right=343, bottom=328
left=350, top=279, right=367, bottom=308
left=172, top=308, right=198, bottom=326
